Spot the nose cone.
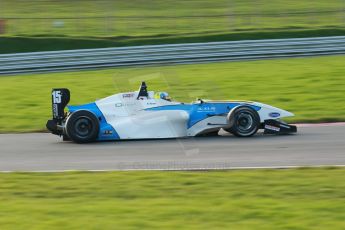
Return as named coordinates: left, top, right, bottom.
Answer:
left=252, top=102, right=295, bottom=119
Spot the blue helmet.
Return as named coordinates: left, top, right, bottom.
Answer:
left=160, top=92, right=169, bottom=100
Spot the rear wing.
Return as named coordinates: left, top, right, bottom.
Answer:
left=47, top=88, right=70, bottom=135
left=46, top=88, right=70, bottom=135
left=51, top=88, right=70, bottom=122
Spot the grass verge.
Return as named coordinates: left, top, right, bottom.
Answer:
left=1, top=55, right=345, bottom=132
left=0, top=168, right=344, bottom=229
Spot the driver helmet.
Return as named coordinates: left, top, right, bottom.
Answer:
left=155, top=92, right=171, bottom=101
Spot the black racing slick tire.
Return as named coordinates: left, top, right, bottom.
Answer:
left=225, top=106, right=260, bottom=137
left=65, top=110, right=99, bottom=143
left=62, top=134, right=70, bottom=141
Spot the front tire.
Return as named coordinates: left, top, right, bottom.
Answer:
left=65, top=110, right=99, bottom=143
left=225, top=106, right=260, bottom=137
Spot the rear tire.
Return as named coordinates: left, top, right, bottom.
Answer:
left=65, top=110, right=99, bottom=143
left=62, top=134, right=70, bottom=141
left=225, top=106, right=260, bottom=137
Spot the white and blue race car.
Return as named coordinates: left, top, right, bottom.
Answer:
left=47, top=82, right=297, bottom=143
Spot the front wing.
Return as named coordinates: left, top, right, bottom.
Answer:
left=263, top=119, right=297, bottom=134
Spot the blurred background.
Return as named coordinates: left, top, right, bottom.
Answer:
left=1, top=0, right=345, bottom=37
left=1, top=0, right=345, bottom=132
left=1, top=2, right=345, bottom=230
left=1, top=0, right=345, bottom=54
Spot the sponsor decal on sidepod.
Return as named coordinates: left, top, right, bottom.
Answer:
left=269, top=112, right=280, bottom=118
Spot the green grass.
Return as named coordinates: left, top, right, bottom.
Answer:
left=2, top=0, right=344, bottom=37
left=1, top=55, right=345, bottom=132
left=1, top=0, right=345, bottom=53
left=0, top=168, right=345, bottom=229
left=0, top=56, right=345, bottom=132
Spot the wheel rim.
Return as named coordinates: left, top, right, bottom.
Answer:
left=74, top=117, right=93, bottom=138
left=236, top=112, right=254, bottom=134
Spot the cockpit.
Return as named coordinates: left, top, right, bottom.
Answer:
left=137, top=81, right=171, bottom=101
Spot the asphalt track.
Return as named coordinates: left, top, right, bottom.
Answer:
left=0, top=124, right=345, bottom=172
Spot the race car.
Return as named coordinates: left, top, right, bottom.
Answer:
left=46, top=82, right=297, bottom=143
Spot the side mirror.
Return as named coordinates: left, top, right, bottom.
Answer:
left=197, top=98, right=204, bottom=104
